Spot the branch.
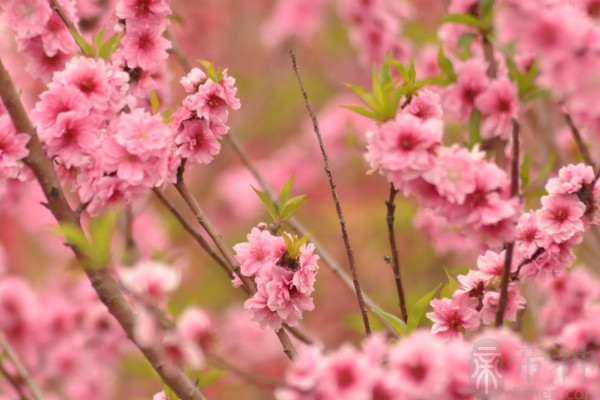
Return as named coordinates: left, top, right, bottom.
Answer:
left=122, top=205, right=139, bottom=266
left=495, top=119, right=520, bottom=327
left=385, top=185, right=408, bottom=322
left=49, top=0, right=87, bottom=55
left=564, top=112, right=597, bottom=170
left=289, top=49, right=371, bottom=335
left=0, top=332, right=43, bottom=400
left=0, top=57, right=207, bottom=400
left=165, top=29, right=191, bottom=72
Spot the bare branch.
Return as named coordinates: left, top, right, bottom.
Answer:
left=289, top=49, right=371, bottom=335
left=0, top=332, right=44, bottom=400
left=385, top=185, right=408, bottom=322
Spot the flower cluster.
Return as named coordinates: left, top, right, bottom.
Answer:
left=119, top=259, right=213, bottom=370
left=276, top=329, right=596, bottom=400
left=427, top=163, right=600, bottom=340
left=0, top=275, right=126, bottom=399
left=115, top=0, right=172, bottom=99
left=366, top=93, right=518, bottom=247
left=31, top=56, right=178, bottom=214
left=497, top=0, right=600, bottom=139
left=0, top=110, right=29, bottom=183
left=339, top=0, right=414, bottom=66
left=1, top=0, right=79, bottom=81
left=171, top=67, right=241, bottom=168
left=233, top=226, right=319, bottom=331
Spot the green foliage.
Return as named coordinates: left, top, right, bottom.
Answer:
left=53, top=211, right=117, bottom=268
left=456, top=33, right=478, bottom=60
left=407, top=284, right=441, bottom=331
left=468, top=108, right=481, bottom=148
left=198, top=368, right=226, bottom=389
left=520, top=154, right=531, bottom=191
left=69, top=27, right=94, bottom=57
left=197, top=60, right=224, bottom=83
left=150, top=91, right=161, bottom=114
left=440, top=13, right=481, bottom=29
left=345, top=53, right=454, bottom=122
left=371, top=308, right=407, bottom=337
left=98, top=33, right=123, bottom=60
left=252, top=175, right=306, bottom=224
left=440, top=268, right=460, bottom=298
left=479, top=0, right=495, bottom=31
left=281, top=232, right=312, bottom=258
left=437, top=46, right=457, bottom=82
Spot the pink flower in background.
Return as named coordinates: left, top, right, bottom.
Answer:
left=3, top=0, right=52, bottom=39
left=119, top=260, right=181, bottom=304
left=546, top=163, right=594, bottom=195
left=116, top=0, right=171, bottom=25
left=446, top=59, right=489, bottom=120
left=0, top=117, right=29, bottom=178
left=177, top=307, right=212, bottom=351
left=405, top=89, right=443, bottom=120
left=480, top=284, right=525, bottom=325
left=476, top=78, right=518, bottom=138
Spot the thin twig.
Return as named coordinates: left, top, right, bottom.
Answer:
left=165, top=29, right=191, bottom=72
left=289, top=49, right=371, bottom=335
left=174, top=168, right=297, bottom=359
left=385, top=185, right=408, bottom=322
left=0, top=56, right=208, bottom=400
left=49, top=0, right=86, bottom=54
left=0, top=361, right=29, bottom=400
left=209, top=354, right=288, bottom=389
left=495, top=119, right=520, bottom=327
left=564, top=112, right=597, bottom=170
left=0, top=332, right=44, bottom=400
left=152, top=189, right=236, bottom=281
left=122, top=205, right=139, bottom=266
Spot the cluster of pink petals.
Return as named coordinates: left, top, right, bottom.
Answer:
left=31, top=56, right=176, bottom=215
left=0, top=275, right=126, bottom=399
left=496, top=0, right=600, bottom=139
left=0, top=114, right=29, bottom=181
left=428, top=163, right=599, bottom=340
left=339, top=0, right=414, bottom=66
left=114, top=0, right=172, bottom=100
left=233, top=226, right=319, bottom=331
left=277, top=329, right=593, bottom=400
left=261, top=0, right=327, bottom=47
left=1, top=0, right=79, bottom=82
left=366, top=95, right=518, bottom=247
left=170, top=67, right=241, bottom=168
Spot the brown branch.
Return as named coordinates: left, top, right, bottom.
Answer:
left=208, top=353, right=288, bottom=389
left=289, top=49, right=371, bottom=335
left=385, top=185, right=408, bottom=322
left=49, top=0, right=87, bottom=55
left=495, top=119, right=520, bottom=327
left=122, top=205, right=139, bottom=266
left=0, top=361, right=29, bottom=400
left=0, top=332, right=43, bottom=400
left=0, top=57, right=207, bottom=400
left=152, top=189, right=236, bottom=282
left=564, top=112, right=597, bottom=170
left=165, top=29, right=191, bottom=72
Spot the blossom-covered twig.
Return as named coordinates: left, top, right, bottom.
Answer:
left=289, top=49, right=371, bottom=335
left=0, top=56, right=208, bottom=400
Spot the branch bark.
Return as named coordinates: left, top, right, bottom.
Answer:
left=0, top=332, right=44, bottom=400
left=385, top=185, right=408, bottom=322
left=0, top=57, right=207, bottom=400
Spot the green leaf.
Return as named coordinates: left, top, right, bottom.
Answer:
left=99, top=33, right=123, bottom=60
left=520, top=154, right=531, bottom=190
left=342, top=105, right=380, bottom=120
left=440, top=13, right=481, bottom=29
left=479, top=0, right=494, bottom=29
left=407, top=284, right=441, bottom=331
left=198, top=368, right=226, bottom=389
left=197, top=60, right=223, bottom=83
left=150, top=90, right=160, bottom=114
left=280, top=175, right=295, bottom=206
left=94, top=28, right=105, bottom=56
left=69, top=27, right=94, bottom=56
left=280, top=195, right=306, bottom=221
left=468, top=108, right=481, bottom=147
left=440, top=269, right=460, bottom=298
left=456, top=32, right=478, bottom=60
left=392, top=60, right=410, bottom=84
left=344, top=83, right=380, bottom=114
left=407, top=59, right=416, bottom=85
left=522, top=88, right=551, bottom=103
left=371, top=308, right=407, bottom=337
left=281, top=232, right=294, bottom=252
left=252, top=187, right=278, bottom=222
left=89, top=211, right=117, bottom=267
left=437, top=47, right=456, bottom=81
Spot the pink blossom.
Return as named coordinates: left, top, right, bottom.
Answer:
left=176, top=307, right=212, bottom=351
left=515, top=212, right=547, bottom=258
left=174, top=119, right=221, bottom=165
left=317, top=345, right=373, bottom=399
left=476, top=78, right=518, bottom=138
left=427, top=294, right=480, bottom=340
left=446, top=59, right=489, bottom=120
left=41, top=7, right=79, bottom=57
left=119, top=23, right=171, bottom=70
left=119, top=260, right=181, bottom=304
left=388, top=331, right=448, bottom=397
left=0, top=117, right=29, bottom=178
left=233, top=227, right=285, bottom=277
left=41, top=112, right=98, bottom=167
left=537, top=194, right=586, bottom=243
left=32, top=84, right=92, bottom=131
left=180, top=68, right=207, bottom=93
left=4, top=0, right=52, bottom=39
left=546, top=163, right=594, bottom=195
left=480, top=284, right=525, bottom=325
left=405, top=89, right=443, bottom=120
left=115, top=0, right=171, bottom=25
left=423, top=145, right=479, bottom=204
left=477, top=250, right=512, bottom=280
